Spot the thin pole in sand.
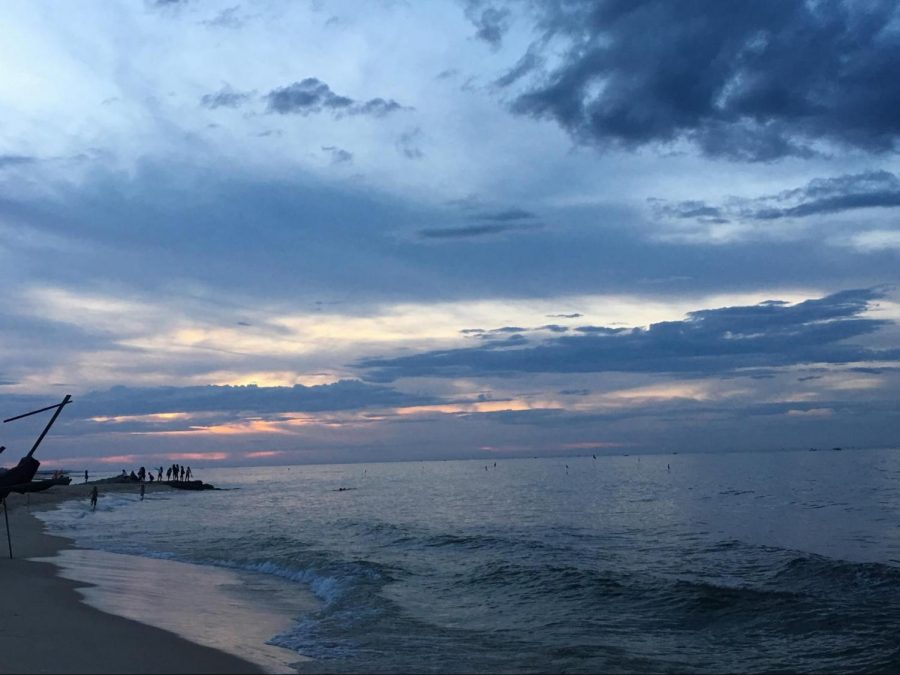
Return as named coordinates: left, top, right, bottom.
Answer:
left=3, top=499, right=11, bottom=558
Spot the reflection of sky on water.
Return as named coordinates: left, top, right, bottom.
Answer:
left=35, top=548, right=315, bottom=674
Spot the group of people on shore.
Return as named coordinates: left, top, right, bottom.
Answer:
left=86, top=463, right=198, bottom=510
left=164, top=464, right=192, bottom=482
left=106, top=464, right=194, bottom=484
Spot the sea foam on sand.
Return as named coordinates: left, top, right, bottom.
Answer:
left=0, top=484, right=312, bottom=674
left=32, top=548, right=315, bottom=674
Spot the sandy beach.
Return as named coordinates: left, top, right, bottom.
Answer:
left=0, top=483, right=269, bottom=675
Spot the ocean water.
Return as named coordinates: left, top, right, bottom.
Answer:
left=37, top=449, right=900, bottom=673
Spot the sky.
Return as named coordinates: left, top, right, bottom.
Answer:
left=1, top=0, right=899, bottom=469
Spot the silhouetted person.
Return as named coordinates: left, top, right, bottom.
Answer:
left=84, top=469, right=89, bottom=483
left=90, top=486, right=98, bottom=511
left=148, top=473, right=154, bottom=483
left=166, top=467, right=172, bottom=480
left=158, top=466, right=163, bottom=481
left=186, top=466, right=192, bottom=480
left=138, top=466, right=146, bottom=482
left=180, top=466, right=185, bottom=481
left=129, top=470, right=138, bottom=481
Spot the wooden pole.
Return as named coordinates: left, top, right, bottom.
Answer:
left=25, top=394, right=72, bottom=459
left=3, top=499, right=11, bottom=559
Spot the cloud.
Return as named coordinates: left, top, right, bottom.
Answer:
left=357, top=289, right=899, bottom=381
left=482, top=397, right=899, bottom=430
left=747, top=170, right=900, bottom=220
left=501, top=1, right=900, bottom=161
left=462, top=325, right=569, bottom=339
left=418, top=223, right=533, bottom=239
left=493, top=49, right=542, bottom=88
left=322, top=145, right=353, bottom=164
left=200, top=85, right=254, bottom=109
left=652, top=170, right=900, bottom=233
left=473, top=208, right=535, bottom=222
left=265, top=78, right=408, bottom=117
left=355, top=98, right=405, bottom=117
left=417, top=205, right=539, bottom=240
left=201, top=5, right=244, bottom=29
left=396, top=127, right=424, bottom=159
left=0, top=382, right=440, bottom=459
left=0, top=155, right=37, bottom=168
left=653, top=200, right=727, bottom=223
left=148, top=0, right=189, bottom=10
left=464, top=1, right=511, bottom=48
left=2, top=158, right=895, bottom=315
left=69, top=380, right=435, bottom=418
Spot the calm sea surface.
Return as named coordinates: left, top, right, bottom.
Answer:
left=38, top=450, right=900, bottom=673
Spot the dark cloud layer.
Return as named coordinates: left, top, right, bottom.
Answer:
left=3, top=160, right=896, bottom=310
left=0, top=381, right=434, bottom=423
left=0, top=382, right=438, bottom=460
left=265, top=78, right=407, bottom=117
left=358, top=289, right=898, bottom=381
left=502, top=0, right=900, bottom=160
left=750, top=170, right=900, bottom=220
left=653, top=170, right=900, bottom=226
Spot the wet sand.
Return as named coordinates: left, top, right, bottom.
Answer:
left=0, top=483, right=275, bottom=674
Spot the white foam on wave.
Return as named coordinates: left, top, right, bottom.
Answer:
left=211, top=558, right=346, bottom=605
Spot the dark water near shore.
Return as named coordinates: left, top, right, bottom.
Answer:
left=39, top=449, right=900, bottom=672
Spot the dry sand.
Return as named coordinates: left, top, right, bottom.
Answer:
left=0, top=483, right=268, bottom=674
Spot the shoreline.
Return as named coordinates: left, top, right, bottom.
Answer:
left=0, top=484, right=286, bottom=674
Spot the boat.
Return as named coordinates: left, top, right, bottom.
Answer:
left=1, top=395, right=72, bottom=558
left=0, top=395, right=72, bottom=500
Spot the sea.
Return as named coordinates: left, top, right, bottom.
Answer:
left=35, top=449, right=900, bottom=673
